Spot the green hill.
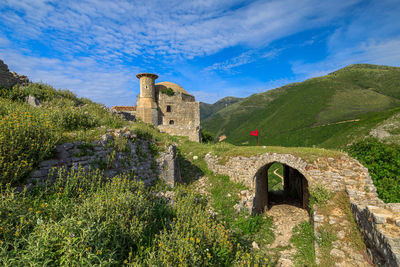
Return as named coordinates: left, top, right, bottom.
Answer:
left=200, top=96, right=243, bottom=120
left=201, top=64, right=400, bottom=148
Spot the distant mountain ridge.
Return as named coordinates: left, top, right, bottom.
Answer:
left=201, top=64, right=400, bottom=148
left=200, top=96, right=243, bottom=120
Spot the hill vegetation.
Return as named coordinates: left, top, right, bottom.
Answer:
left=0, top=82, right=273, bottom=265
left=201, top=64, right=400, bottom=148
left=200, top=96, right=243, bottom=120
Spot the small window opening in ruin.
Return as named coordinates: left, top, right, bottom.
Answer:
left=253, top=162, right=309, bottom=214
left=166, top=105, right=172, bottom=112
left=169, top=120, right=174, bottom=125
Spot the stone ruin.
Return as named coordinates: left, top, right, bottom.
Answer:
left=0, top=59, right=29, bottom=88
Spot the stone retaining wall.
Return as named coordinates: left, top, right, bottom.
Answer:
left=25, top=129, right=181, bottom=190
left=204, top=152, right=400, bottom=266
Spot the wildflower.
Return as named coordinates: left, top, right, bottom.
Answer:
left=71, top=233, right=75, bottom=238
left=97, top=250, right=102, bottom=255
left=158, top=243, right=162, bottom=247
left=124, top=260, right=128, bottom=264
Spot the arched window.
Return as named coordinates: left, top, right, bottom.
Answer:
left=166, top=105, right=172, bottom=112
left=169, top=120, right=174, bottom=125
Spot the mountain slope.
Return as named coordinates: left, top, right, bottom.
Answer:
left=200, top=96, right=243, bottom=120
left=201, top=64, right=400, bottom=148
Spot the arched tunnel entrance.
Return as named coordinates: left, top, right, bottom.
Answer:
left=253, top=162, right=310, bottom=214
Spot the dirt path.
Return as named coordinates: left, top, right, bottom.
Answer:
left=273, top=168, right=284, bottom=181
left=265, top=204, right=309, bottom=266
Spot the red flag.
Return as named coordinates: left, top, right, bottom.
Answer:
left=250, top=129, right=258, bottom=136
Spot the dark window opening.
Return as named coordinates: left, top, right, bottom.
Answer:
left=166, top=105, right=172, bottom=112
left=169, top=120, right=174, bottom=125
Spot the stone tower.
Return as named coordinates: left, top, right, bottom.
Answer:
left=136, top=73, right=159, bottom=125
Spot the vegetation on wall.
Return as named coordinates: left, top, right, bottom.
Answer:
left=160, top=87, right=175, bottom=96
left=347, top=138, right=400, bottom=203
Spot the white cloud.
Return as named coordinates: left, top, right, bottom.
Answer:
left=0, top=0, right=361, bottom=61
left=0, top=48, right=138, bottom=107
left=204, top=49, right=282, bottom=72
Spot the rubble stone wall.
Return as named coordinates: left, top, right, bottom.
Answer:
left=25, top=129, right=181, bottom=190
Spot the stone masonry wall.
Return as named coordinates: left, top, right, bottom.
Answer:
left=0, top=59, right=29, bottom=88
left=157, top=92, right=200, bottom=142
left=25, top=128, right=181, bottom=190
left=205, top=152, right=400, bottom=266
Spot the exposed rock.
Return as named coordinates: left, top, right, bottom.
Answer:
left=26, top=95, right=41, bottom=107
left=252, top=241, right=259, bottom=250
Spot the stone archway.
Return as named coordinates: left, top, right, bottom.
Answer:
left=252, top=162, right=310, bottom=214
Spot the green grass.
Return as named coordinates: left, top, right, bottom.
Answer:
left=268, top=163, right=283, bottom=191
left=290, top=221, right=316, bottom=266
left=202, top=64, right=400, bottom=149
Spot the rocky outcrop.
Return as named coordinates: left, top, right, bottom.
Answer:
left=0, top=59, right=29, bottom=88
left=24, top=128, right=181, bottom=191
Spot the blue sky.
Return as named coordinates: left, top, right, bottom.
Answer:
left=0, top=0, right=399, bottom=106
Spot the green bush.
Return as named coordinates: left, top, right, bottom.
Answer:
left=0, top=107, right=59, bottom=184
left=142, top=189, right=269, bottom=266
left=0, top=168, right=268, bottom=266
left=201, top=129, right=215, bottom=143
left=309, top=183, right=331, bottom=209
left=0, top=83, right=82, bottom=104
left=50, top=106, right=99, bottom=130
left=160, top=87, right=175, bottom=96
left=0, top=168, right=171, bottom=266
left=347, top=138, right=400, bottom=203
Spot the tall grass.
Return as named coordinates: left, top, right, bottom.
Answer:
left=0, top=167, right=269, bottom=266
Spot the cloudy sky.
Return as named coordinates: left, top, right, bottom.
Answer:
left=1, top=0, right=399, bottom=106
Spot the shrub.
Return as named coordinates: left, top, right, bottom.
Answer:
left=309, top=183, right=331, bottom=209
left=0, top=168, right=171, bottom=266
left=0, top=108, right=59, bottom=184
left=201, top=129, right=215, bottom=143
left=347, top=138, right=400, bottom=203
left=50, top=106, right=99, bottom=130
left=141, top=189, right=269, bottom=266
left=160, top=87, right=175, bottom=96
left=0, top=169, right=268, bottom=266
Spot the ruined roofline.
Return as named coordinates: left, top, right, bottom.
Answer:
left=136, top=73, right=158, bottom=79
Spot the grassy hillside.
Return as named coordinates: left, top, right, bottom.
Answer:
left=202, top=64, right=400, bottom=148
left=200, top=96, right=243, bottom=120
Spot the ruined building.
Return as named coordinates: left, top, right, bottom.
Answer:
left=135, top=73, right=200, bottom=142
left=0, top=59, right=29, bottom=88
